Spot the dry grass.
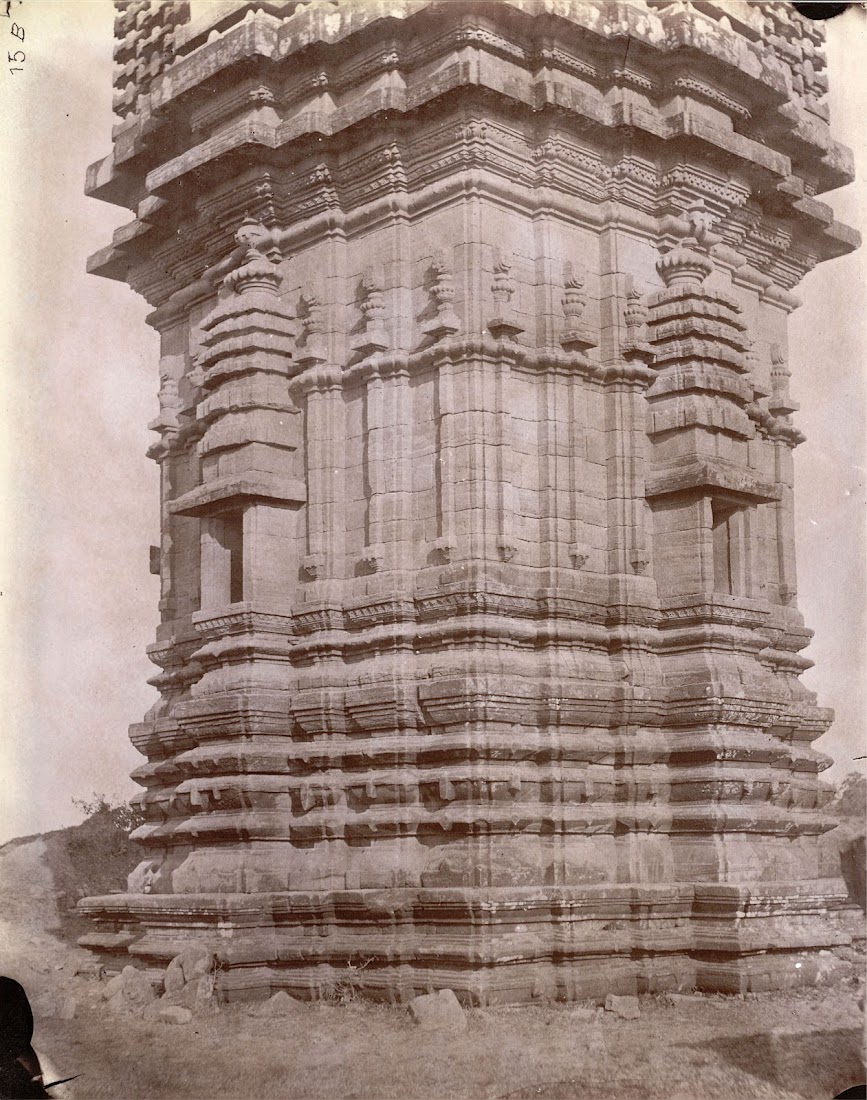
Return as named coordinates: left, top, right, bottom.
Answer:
left=31, top=984, right=865, bottom=1100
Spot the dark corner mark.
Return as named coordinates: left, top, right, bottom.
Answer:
left=791, top=2, right=852, bottom=19
left=0, top=977, right=81, bottom=1099
left=0, top=977, right=48, bottom=1098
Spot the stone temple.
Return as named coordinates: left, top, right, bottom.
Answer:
left=81, top=0, right=861, bottom=1003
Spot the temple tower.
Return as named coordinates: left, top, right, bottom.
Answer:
left=82, top=0, right=861, bottom=1003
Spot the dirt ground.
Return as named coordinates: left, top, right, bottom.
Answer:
left=2, top=835, right=864, bottom=1100
left=28, top=983, right=866, bottom=1100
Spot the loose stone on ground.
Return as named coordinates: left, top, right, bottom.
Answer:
left=158, top=1006, right=193, bottom=1026
left=250, top=991, right=304, bottom=1017
left=102, top=965, right=156, bottom=1010
left=408, top=989, right=467, bottom=1032
left=605, top=994, right=640, bottom=1020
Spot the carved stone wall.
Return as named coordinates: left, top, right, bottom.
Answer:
left=81, top=0, right=861, bottom=1003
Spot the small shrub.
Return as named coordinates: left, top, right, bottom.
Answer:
left=41, top=793, right=146, bottom=943
left=326, top=957, right=375, bottom=1005
left=828, top=773, right=867, bottom=819
left=71, top=792, right=144, bottom=832
left=62, top=792, right=145, bottom=893
left=821, top=772, right=867, bottom=911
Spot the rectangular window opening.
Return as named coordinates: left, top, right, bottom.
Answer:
left=712, top=500, right=736, bottom=596
left=224, top=513, right=244, bottom=604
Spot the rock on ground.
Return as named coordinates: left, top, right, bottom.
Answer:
left=30, top=992, right=76, bottom=1021
left=33, top=993, right=58, bottom=1019
left=408, top=989, right=467, bottom=1032
left=74, top=962, right=105, bottom=980
left=159, top=975, right=217, bottom=1014
left=177, top=946, right=213, bottom=984
left=101, top=973, right=124, bottom=1001
left=163, top=958, right=186, bottom=994
left=159, top=946, right=218, bottom=1014
left=103, top=965, right=156, bottom=1009
left=605, top=994, right=640, bottom=1020
left=662, top=992, right=704, bottom=1007
left=251, top=991, right=304, bottom=1017
left=158, top=1006, right=193, bottom=1025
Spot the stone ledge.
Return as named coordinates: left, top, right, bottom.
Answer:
left=76, top=880, right=858, bottom=1002
left=645, top=459, right=781, bottom=503
left=168, top=473, right=306, bottom=516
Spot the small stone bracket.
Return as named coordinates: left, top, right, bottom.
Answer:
left=428, top=537, right=456, bottom=565
left=222, top=216, right=286, bottom=296
left=351, top=267, right=390, bottom=356
left=421, top=250, right=461, bottom=342
left=768, top=342, right=799, bottom=417
left=621, top=278, right=655, bottom=363
left=497, top=539, right=519, bottom=563
left=655, top=203, right=717, bottom=291
left=778, top=583, right=797, bottom=605
left=488, top=247, right=525, bottom=341
left=300, top=552, right=326, bottom=581
left=358, top=546, right=386, bottom=574
left=560, top=261, right=596, bottom=354
left=298, top=283, right=328, bottom=364
left=630, top=550, right=651, bottom=575
left=568, top=542, right=590, bottom=569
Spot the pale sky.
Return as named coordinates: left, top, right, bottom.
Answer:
left=1, top=2, right=864, bottom=843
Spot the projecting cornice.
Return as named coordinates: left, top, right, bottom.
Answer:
left=88, top=1, right=857, bottom=310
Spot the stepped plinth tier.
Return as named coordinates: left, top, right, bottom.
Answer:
left=80, top=0, right=861, bottom=1003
